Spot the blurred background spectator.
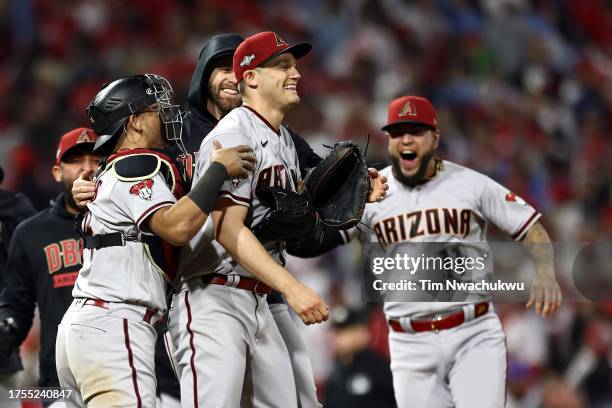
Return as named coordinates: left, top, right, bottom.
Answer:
left=1, top=0, right=610, bottom=406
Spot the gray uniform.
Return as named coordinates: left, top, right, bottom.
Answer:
left=349, top=160, right=540, bottom=408
left=56, top=153, right=176, bottom=407
left=169, top=107, right=310, bottom=408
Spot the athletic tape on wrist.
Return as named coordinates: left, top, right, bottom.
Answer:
left=188, top=161, right=228, bottom=214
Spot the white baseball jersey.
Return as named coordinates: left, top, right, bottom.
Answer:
left=73, top=153, right=178, bottom=312
left=179, top=106, right=301, bottom=280
left=351, top=160, right=540, bottom=319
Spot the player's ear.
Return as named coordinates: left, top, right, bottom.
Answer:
left=128, top=114, right=143, bottom=133
left=432, top=128, right=440, bottom=149
left=244, top=70, right=257, bottom=89
left=51, top=164, right=62, bottom=182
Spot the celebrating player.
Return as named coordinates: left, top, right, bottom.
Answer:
left=334, top=95, right=561, bottom=407
left=55, top=74, right=254, bottom=407
left=167, top=31, right=332, bottom=408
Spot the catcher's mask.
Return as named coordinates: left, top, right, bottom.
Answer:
left=87, top=74, right=186, bottom=155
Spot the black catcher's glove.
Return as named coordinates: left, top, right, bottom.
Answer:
left=252, top=187, right=316, bottom=242
left=304, top=141, right=369, bottom=230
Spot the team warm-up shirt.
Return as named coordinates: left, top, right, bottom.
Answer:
left=0, top=194, right=79, bottom=386
left=179, top=106, right=301, bottom=280
left=350, top=160, right=540, bottom=319
left=73, top=158, right=177, bottom=312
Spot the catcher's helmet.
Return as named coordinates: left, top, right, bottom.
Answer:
left=86, top=74, right=185, bottom=155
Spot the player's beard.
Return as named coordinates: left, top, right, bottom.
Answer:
left=208, top=82, right=242, bottom=118
left=392, top=149, right=436, bottom=187
left=63, top=179, right=79, bottom=211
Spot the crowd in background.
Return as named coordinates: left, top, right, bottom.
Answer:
left=1, top=0, right=610, bottom=407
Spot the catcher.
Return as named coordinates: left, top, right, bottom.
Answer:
left=55, top=74, right=255, bottom=407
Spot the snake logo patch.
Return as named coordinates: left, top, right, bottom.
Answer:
left=505, top=192, right=526, bottom=205
left=130, top=179, right=154, bottom=200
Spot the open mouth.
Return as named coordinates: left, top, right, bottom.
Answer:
left=284, top=84, right=297, bottom=92
left=399, top=150, right=418, bottom=169
left=400, top=150, right=417, bottom=160
left=220, top=87, right=239, bottom=97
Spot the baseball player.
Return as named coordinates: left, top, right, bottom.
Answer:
left=180, top=32, right=325, bottom=408
left=167, top=32, right=331, bottom=408
left=323, top=95, right=561, bottom=407
left=55, top=73, right=254, bottom=407
left=0, top=128, right=99, bottom=407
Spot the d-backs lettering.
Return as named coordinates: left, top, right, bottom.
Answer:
left=43, top=238, right=83, bottom=288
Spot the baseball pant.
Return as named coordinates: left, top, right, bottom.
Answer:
left=269, top=302, right=322, bottom=408
left=389, top=311, right=507, bottom=408
left=168, top=281, right=298, bottom=408
left=56, top=298, right=158, bottom=408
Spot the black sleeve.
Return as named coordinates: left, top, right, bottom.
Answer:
left=0, top=227, right=36, bottom=347
left=286, top=225, right=345, bottom=258
left=286, top=127, right=322, bottom=175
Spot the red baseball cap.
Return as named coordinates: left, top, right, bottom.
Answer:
left=381, top=96, right=438, bottom=131
left=56, top=127, right=97, bottom=164
left=233, top=31, right=311, bottom=82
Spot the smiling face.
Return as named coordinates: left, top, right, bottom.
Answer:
left=387, top=123, right=440, bottom=186
left=254, top=53, right=301, bottom=111
left=207, top=55, right=242, bottom=119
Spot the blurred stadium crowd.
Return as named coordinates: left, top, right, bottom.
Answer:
left=1, top=0, right=610, bottom=407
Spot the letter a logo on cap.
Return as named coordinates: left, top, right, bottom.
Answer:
left=399, top=101, right=417, bottom=117
left=76, top=129, right=95, bottom=143
left=274, top=33, right=288, bottom=47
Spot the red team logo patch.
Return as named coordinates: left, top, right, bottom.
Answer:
left=505, top=192, right=526, bottom=205
left=130, top=179, right=154, bottom=200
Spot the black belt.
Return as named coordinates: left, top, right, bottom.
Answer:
left=84, top=233, right=140, bottom=249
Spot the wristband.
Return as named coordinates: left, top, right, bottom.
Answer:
left=188, top=161, right=229, bottom=214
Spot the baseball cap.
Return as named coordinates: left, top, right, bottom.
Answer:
left=233, top=31, right=312, bottom=83
left=55, top=127, right=97, bottom=164
left=381, top=96, right=438, bottom=131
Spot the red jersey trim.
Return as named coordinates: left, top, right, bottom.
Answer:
left=243, top=106, right=280, bottom=135
left=511, top=211, right=541, bottom=241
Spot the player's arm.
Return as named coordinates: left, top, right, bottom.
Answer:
left=147, top=142, right=255, bottom=246
left=521, top=221, right=562, bottom=317
left=0, top=228, right=37, bottom=355
left=212, top=199, right=329, bottom=325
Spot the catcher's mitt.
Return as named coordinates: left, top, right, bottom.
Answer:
left=252, top=187, right=316, bottom=242
left=304, top=141, right=369, bottom=229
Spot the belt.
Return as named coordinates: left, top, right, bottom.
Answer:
left=202, top=273, right=272, bottom=295
left=389, top=302, right=490, bottom=333
left=84, top=233, right=141, bottom=249
left=83, top=298, right=159, bottom=324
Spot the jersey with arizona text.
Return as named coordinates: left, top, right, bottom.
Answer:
left=179, top=106, right=301, bottom=280
left=72, top=152, right=180, bottom=312
left=350, top=160, right=541, bottom=319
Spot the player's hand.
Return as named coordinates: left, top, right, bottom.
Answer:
left=284, top=282, right=329, bottom=325
left=526, top=275, right=562, bottom=318
left=211, top=140, right=256, bottom=179
left=368, top=168, right=388, bottom=202
left=72, top=172, right=97, bottom=208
